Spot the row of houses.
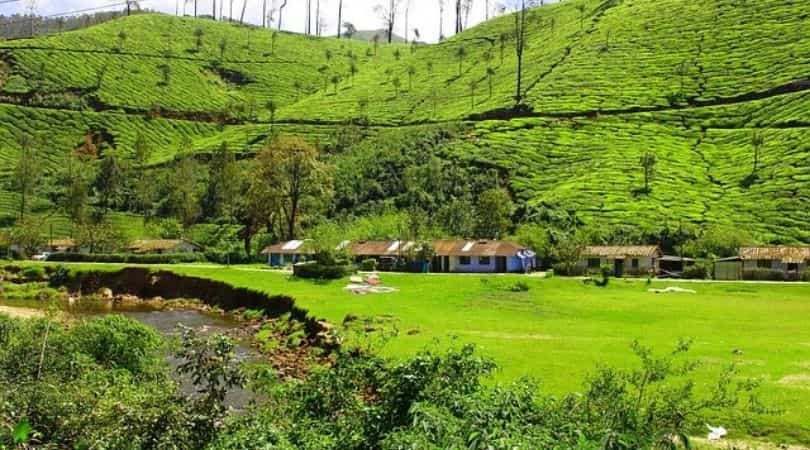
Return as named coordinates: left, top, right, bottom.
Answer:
left=261, top=239, right=538, bottom=274
left=577, top=245, right=809, bottom=280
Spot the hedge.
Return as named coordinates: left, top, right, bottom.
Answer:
left=293, top=262, right=351, bottom=280
left=46, top=252, right=206, bottom=264
left=743, top=268, right=786, bottom=281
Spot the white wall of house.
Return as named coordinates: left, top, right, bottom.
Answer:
left=449, top=255, right=495, bottom=273
left=578, top=256, right=656, bottom=274
left=743, top=259, right=808, bottom=272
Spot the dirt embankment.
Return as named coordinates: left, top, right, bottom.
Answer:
left=64, top=268, right=328, bottom=340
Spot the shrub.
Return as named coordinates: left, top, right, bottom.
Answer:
left=803, top=269, right=810, bottom=282
left=594, top=264, right=612, bottom=286
left=743, top=268, right=785, bottom=281
left=46, top=252, right=205, bottom=264
left=243, top=309, right=264, bottom=321
left=360, top=258, right=377, bottom=271
left=48, top=265, right=71, bottom=287
left=509, top=281, right=530, bottom=292
left=682, top=262, right=708, bottom=280
left=20, top=266, right=45, bottom=281
left=293, top=262, right=349, bottom=280
left=551, top=262, right=585, bottom=276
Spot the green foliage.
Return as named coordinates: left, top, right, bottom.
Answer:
left=293, top=262, right=350, bottom=280
left=20, top=266, right=45, bottom=281
left=681, top=262, right=709, bottom=280
left=743, top=268, right=787, bottom=281
left=360, top=258, right=377, bottom=271
left=46, top=252, right=205, bottom=264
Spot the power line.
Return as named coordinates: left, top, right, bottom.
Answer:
left=0, top=1, right=146, bottom=30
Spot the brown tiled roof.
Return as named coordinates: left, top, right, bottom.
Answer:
left=433, top=240, right=527, bottom=257
left=584, top=246, right=662, bottom=258
left=261, top=240, right=314, bottom=255
left=740, top=247, right=810, bottom=263
left=129, top=239, right=196, bottom=253
left=349, top=240, right=415, bottom=257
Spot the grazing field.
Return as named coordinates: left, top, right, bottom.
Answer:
left=150, top=267, right=810, bottom=444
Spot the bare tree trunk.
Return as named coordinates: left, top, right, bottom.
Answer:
left=262, top=0, right=267, bottom=27
left=239, top=0, right=247, bottom=23
left=278, top=0, right=286, bottom=29
left=336, top=0, right=342, bottom=38
left=439, top=0, right=444, bottom=39
left=315, top=0, right=320, bottom=36
left=404, top=0, right=409, bottom=42
left=455, top=0, right=461, bottom=34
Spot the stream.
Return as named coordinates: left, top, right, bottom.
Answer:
left=0, top=296, right=261, bottom=409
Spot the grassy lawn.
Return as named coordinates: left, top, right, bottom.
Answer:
left=149, top=267, right=810, bottom=444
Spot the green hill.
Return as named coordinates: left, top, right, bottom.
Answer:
left=0, top=0, right=808, bottom=244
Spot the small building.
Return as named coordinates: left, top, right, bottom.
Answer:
left=348, top=240, right=416, bottom=262
left=739, top=247, right=810, bottom=279
left=261, top=240, right=315, bottom=266
left=432, top=240, right=536, bottom=274
left=128, top=239, right=199, bottom=254
left=580, top=246, right=662, bottom=277
left=714, top=256, right=743, bottom=281
left=659, top=255, right=696, bottom=276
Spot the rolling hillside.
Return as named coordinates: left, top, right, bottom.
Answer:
left=0, top=0, right=808, bottom=243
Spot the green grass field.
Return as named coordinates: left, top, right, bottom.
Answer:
left=145, top=267, right=809, bottom=444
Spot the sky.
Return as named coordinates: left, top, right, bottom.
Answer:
left=0, top=0, right=537, bottom=43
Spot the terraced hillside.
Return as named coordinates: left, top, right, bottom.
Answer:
left=0, top=0, right=808, bottom=243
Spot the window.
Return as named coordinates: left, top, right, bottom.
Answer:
left=588, top=258, right=601, bottom=269
left=631, top=258, right=639, bottom=269
left=479, top=256, right=491, bottom=265
left=757, top=259, right=772, bottom=269
left=459, top=256, right=471, bottom=265
left=787, top=263, right=799, bottom=272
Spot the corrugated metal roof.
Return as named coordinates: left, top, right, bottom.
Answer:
left=350, top=240, right=416, bottom=256
left=740, top=247, right=810, bottom=263
left=584, top=246, right=662, bottom=258
left=261, top=240, right=314, bottom=255
left=433, top=240, right=527, bottom=257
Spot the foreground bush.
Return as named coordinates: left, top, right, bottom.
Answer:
left=293, top=262, right=351, bottom=279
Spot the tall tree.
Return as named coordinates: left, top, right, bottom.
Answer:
left=374, top=0, right=401, bottom=44
left=166, top=156, right=202, bottom=228
left=132, top=133, right=152, bottom=222
left=93, top=154, right=124, bottom=217
left=12, top=132, right=39, bottom=219
left=639, top=151, right=657, bottom=193
left=455, top=0, right=462, bottom=34
left=510, top=0, right=536, bottom=106
left=204, top=142, right=240, bottom=221
left=253, top=135, right=332, bottom=240
left=336, top=0, right=343, bottom=38
left=403, top=0, right=411, bottom=42
left=438, top=0, right=445, bottom=40
left=58, top=155, right=90, bottom=227
left=278, top=0, right=287, bottom=30
left=455, top=45, right=467, bottom=76
left=475, top=188, right=513, bottom=238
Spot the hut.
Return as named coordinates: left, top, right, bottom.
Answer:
left=579, top=246, right=662, bottom=277
left=713, top=256, right=743, bottom=281
left=261, top=240, right=314, bottom=266
left=348, top=240, right=416, bottom=270
left=431, top=240, right=536, bottom=274
left=739, top=247, right=810, bottom=280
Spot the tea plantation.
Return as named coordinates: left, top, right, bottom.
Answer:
left=0, top=0, right=807, bottom=242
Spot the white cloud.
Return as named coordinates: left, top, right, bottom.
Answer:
left=1, top=0, right=523, bottom=43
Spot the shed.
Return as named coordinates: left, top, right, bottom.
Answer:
left=714, top=256, right=742, bottom=281
left=261, top=240, right=314, bottom=266
left=580, top=246, right=662, bottom=277
left=739, top=247, right=810, bottom=279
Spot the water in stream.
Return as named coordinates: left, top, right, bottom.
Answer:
left=0, top=295, right=261, bottom=409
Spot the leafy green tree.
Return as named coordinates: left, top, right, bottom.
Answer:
left=204, top=142, right=241, bottom=221
left=475, top=188, right=513, bottom=238
left=426, top=60, right=433, bottom=75
left=252, top=135, right=332, bottom=240
left=58, top=154, right=91, bottom=226
left=331, top=74, right=341, bottom=94
left=325, top=48, right=333, bottom=64
left=218, top=37, right=227, bottom=60
left=455, top=45, right=467, bottom=76
left=392, top=76, right=402, bottom=96
left=270, top=30, right=279, bottom=54
left=8, top=216, right=44, bottom=256
left=266, top=99, right=278, bottom=135
left=165, top=156, right=202, bottom=228
left=406, top=64, right=416, bottom=90
left=486, top=66, right=496, bottom=97
left=74, top=219, right=128, bottom=253
left=116, top=30, right=127, bottom=51
left=499, top=32, right=508, bottom=64
left=393, top=48, right=402, bottom=61
left=12, top=132, right=39, bottom=219
left=372, top=33, right=380, bottom=55
left=193, top=27, right=204, bottom=52
left=92, top=154, right=124, bottom=218
left=349, top=60, right=359, bottom=86
left=469, top=79, right=478, bottom=107
left=640, top=150, right=657, bottom=193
